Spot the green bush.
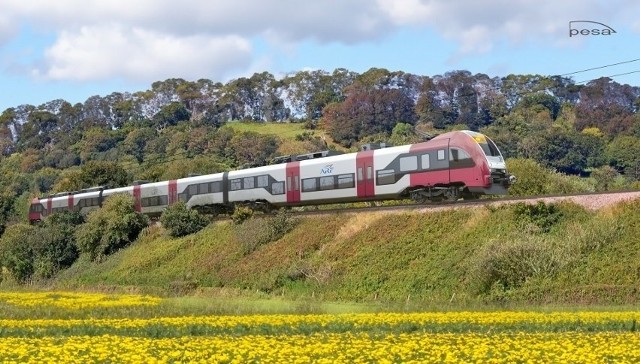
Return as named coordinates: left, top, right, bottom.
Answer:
left=471, top=237, right=561, bottom=294
left=0, top=223, right=37, bottom=282
left=231, top=205, right=254, bottom=224
left=32, top=211, right=84, bottom=279
left=160, top=201, right=209, bottom=238
left=512, top=201, right=563, bottom=233
left=235, top=209, right=298, bottom=255
left=75, top=194, right=148, bottom=261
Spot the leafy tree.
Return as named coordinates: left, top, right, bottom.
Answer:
left=17, top=110, right=58, bottom=150
left=153, top=102, right=191, bottom=129
left=160, top=201, right=209, bottom=238
left=515, top=93, right=561, bottom=120
left=31, top=212, right=83, bottom=278
left=75, top=194, right=148, bottom=261
left=229, top=131, right=279, bottom=167
left=607, top=135, right=640, bottom=176
left=0, top=223, right=37, bottom=282
left=591, top=166, right=620, bottom=191
left=79, top=160, right=131, bottom=189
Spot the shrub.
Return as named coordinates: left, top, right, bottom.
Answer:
left=471, top=237, right=561, bottom=294
left=235, top=209, right=298, bottom=255
left=512, top=201, right=563, bottom=233
left=231, top=205, right=254, bottom=224
left=0, top=223, right=37, bottom=282
left=32, top=211, right=84, bottom=279
left=75, top=194, right=148, bottom=261
left=160, top=201, right=209, bottom=238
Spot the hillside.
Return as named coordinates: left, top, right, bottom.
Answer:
left=47, top=198, right=640, bottom=305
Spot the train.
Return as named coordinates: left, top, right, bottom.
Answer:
left=28, top=130, right=515, bottom=223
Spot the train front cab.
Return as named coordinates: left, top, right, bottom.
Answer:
left=29, top=198, right=45, bottom=223
left=461, top=131, right=515, bottom=196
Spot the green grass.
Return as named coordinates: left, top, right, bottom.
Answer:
left=222, top=121, right=307, bottom=139
left=13, top=197, right=640, bottom=307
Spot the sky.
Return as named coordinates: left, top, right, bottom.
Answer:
left=0, top=0, right=639, bottom=112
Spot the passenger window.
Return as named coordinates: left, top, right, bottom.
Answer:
left=377, top=170, right=395, bottom=185
left=399, top=156, right=418, bottom=172
left=272, top=182, right=284, bottom=195
left=257, top=175, right=269, bottom=188
left=437, top=150, right=445, bottom=160
left=421, top=154, right=430, bottom=169
left=319, top=176, right=335, bottom=190
left=337, top=174, right=355, bottom=189
left=244, top=177, right=254, bottom=189
left=302, top=178, right=317, bottom=192
left=230, top=179, right=242, bottom=191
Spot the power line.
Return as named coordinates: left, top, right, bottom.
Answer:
left=575, top=70, right=640, bottom=84
left=559, top=58, right=640, bottom=77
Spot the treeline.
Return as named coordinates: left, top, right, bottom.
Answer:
left=0, top=68, right=639, bottom=232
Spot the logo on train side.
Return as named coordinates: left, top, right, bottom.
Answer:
left=569, top=20, right=616, bottom=37
left=321, top=164, right=334, bottom=175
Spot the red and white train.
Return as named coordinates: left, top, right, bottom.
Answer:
left=28, top=130, right=515, bottom=223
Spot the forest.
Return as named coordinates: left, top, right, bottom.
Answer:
left=1, top=67, right=639, bottom=234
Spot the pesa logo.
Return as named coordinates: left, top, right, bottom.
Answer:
left=569, top=20, right=616, bottom=37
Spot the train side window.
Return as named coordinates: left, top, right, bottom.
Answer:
left=302, top=178, right=317, bottom=192
left=91, top=197, right=99, bottom=206
left=230, top=179, right=242, bottom=191
left=272, top=181, right=285, bottom=195
left=337, top=174, right=355, bottom=189
left=319, top=176, right=335, bottom=190
left=198, top=183, right=209, bottom=194
left=377, top=169, right=395, bottom=185
left=188, top=184, right=198, bottom=196
left=294, top=176, right=299, bottom=191
left=357, top=167, right=363, bottom=181
left=450, top=148, right=471, bottom=162
left=257, top=175, right=269, bottom=188
left=421, top=154, right=430, bottom=169
left=399, top=156, right=418, bottom=172
left=367, top=166, right=373, bottom=180
left=209, top=181, right=222, bottom=193
left=287, top=176, right=292, bottom=191
left=437, top=149, right=445, bottom=160
left=244, top=177, right=254, bottom=189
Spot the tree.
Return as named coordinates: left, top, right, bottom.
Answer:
left=75, top=194, right=148, bottom=261
left=607, top=135, right=640, bottom=176
left=31, top=212, right=83, bottom=278
left=160, top=201, right=209, bottom=237
left=153, top=102, right=191, bottom=129
left=0, top=223, right=37, bottom=282
left=79, top=161, right=131, bottom=189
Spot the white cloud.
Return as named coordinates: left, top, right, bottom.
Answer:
left=378, top=0, right=639, bottom=54
left=2, top=0, right=639, bottom=82
left=33, top=25, right=252, bottom=82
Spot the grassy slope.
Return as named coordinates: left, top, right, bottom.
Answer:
left=53, top=198, right=640, bottom=305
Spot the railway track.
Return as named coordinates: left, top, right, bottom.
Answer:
left=224, top=189, right=640, bottom=220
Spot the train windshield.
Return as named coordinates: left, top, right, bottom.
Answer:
left=480, top=138, right=501, bottom=157
left=467, top=132, right=501, bottom=157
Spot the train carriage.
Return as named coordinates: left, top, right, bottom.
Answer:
left=29, top=130, right=514, bottom=223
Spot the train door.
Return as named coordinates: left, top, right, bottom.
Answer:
left=286, top=161, right=301, bottom=204
left=356, top=150, right=375, bottom=198
left=168, top=180, right=178, bottom=205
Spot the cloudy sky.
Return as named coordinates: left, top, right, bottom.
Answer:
left=0, top=0, right=638, bottom=111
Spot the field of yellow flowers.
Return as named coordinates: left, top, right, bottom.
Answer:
left=1, top=291, right=640, bottom=363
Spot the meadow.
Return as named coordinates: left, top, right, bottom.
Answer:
left=2, top=291, right=640, bottom=363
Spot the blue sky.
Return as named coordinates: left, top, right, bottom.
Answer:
left=0, top=0, right=638, bottom=112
